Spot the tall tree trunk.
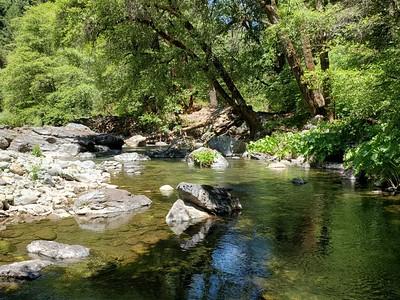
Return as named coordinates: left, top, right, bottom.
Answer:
left=301, top=30, right=326, bottom=114
left=319, top=38, right=334, bottom=120
left=209, top=85, right=218, bottom=108
left=261, top=0, right=327, bottom=116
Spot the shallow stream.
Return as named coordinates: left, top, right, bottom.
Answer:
left=1, top=159, right=400, bottom=299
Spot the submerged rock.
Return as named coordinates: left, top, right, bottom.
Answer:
left=0, top=260, right=53, bottom=280
left=165, top=199, right=211, bottom=235
left=177, top=182, right=242, bottom=215
left=74, top=188, right=152, bottom=217
left=113, top=152, right=150, bottom=162
left=186, top=147, right=229, bottom=169
left=291, top=178, right=307, bottom=185
left=27, top=240, right=90, bottom=261
left=75, top=210, right=147, bottom=232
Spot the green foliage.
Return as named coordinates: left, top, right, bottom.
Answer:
left=248, top=132, right=304, bottom=160
left=345, top=123, right=400, bottom=189
left=192, top=149, right=217, bottom=168
left=31, top=144, right=43, bottom=157
left=30, top=164, right=40, bottom=180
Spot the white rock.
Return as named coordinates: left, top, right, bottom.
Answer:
left=0, top=259, right=53, bottom=280
left=27, top=240, right=90, bottom=260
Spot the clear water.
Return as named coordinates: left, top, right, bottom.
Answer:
left=1, top=159, right=400, bottom=299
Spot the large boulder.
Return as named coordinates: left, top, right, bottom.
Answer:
left=207, top=135, right=247, bottom=157
left=27, top=240, right=90, bottom=260
left=186, top=147, right=229, bottom=169
left=124, top=135, right=147, bottom=148
left=165, top=199, right=211, bottom=235
left=177, top=182, right=241, bottom=215
left=73, top=188, right=152, bottom=217
left=166, top=183, right=242, bottom=235
left=5, top=124, right=123, bottom=156
left=0, top=259, right=53, bottom=280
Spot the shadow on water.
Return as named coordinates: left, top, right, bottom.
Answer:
left=3, top=217, right=270, bottom=300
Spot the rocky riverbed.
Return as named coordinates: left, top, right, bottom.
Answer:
left=0, top=123, right=156, bottom=225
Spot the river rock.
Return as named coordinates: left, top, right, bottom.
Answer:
left=0, top=152, right=12, bottom=162
left=9, top=163, right=26, bottom=176
left=207, top=135, right=247, bottom=157
left=14, top=190, right=41, bottom=206
left=165, top=199, right=211, bottom=235
left=0, top=137, right=10, bottom=150
left=114, top=152, right=150, bottom=162
left=177, top=182, right=241, bottom=215
left=27, top=240, right=90, bottom=260
left=125, top=135, right=147, bottom=147
left=291, top=178, right=307, bottom=185
left=73, top=188, right=152, bottom=217
left=186, top=147, right=229, bottom=169
left=0, top=260, right=53, bottom=280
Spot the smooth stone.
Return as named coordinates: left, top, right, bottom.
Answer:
left=0, top=260, right=53, bottom=280
left=27, top=240, right=90, bottom=260
left=124, top=135, right=147, bottom=148
left=165, top=199, right=211, bottom=235
left=14, top=190, right=41, bottom=206
left=9, top=163, right=25, bottom=176
left=0, top=153, right=11, bottom=162
left=160, top=185, right=174, bottom=192
left=74, top=189, right=152, bottom=217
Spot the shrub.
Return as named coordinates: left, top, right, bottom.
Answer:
left=192, top=149, right=217, bottom=168
left=345, top=124, right=400, bottom=189
left=30, top=164, right=41, bottom=181
left=31, top=144, right=43, bottom=157
left=248, top=132, right=304, bottom=160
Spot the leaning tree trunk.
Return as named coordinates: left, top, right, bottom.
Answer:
left=261, top=0, right=328, bottom=116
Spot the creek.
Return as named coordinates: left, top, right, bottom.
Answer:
left=1, top=159, right=400, bottom=299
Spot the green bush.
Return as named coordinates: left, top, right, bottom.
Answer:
left=30, top=164, right=41, bottom=181
left=248, top=132, right=304, bottom=160
left=345, top=123, right=400, bottom=189
left=192, top=149, right=217, bottom=168
left=31, top=144, right=43, bottom=157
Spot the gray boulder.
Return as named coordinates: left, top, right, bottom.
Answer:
left=27, top=240, right=90, bottom=260
left=6, top=124, right=123, bottom=156
left=186, top=147, right=229, bottom=169
left=0, top=259, right=53, bottom=280
left=74, top=188, right=152, bottom=217
left=177, top=182, right=242, bottom=216
left=165, top=199, right=211, bottom=235
left=207, top=135, right=247, bottom=157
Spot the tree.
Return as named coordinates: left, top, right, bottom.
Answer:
left=90, top=0, right=262, bottom=137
